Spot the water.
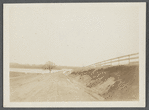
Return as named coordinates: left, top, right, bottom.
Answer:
left=10, top=68, right=62, bottom=74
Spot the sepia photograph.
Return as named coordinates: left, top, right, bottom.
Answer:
left=3, top=3, right=146, bottom=107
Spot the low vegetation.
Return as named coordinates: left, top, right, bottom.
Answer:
left=69, top=64, right=139, bottom=101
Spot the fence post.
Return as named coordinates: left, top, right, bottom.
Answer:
left=118, top=57, right=119, bottom=66
left=128, top=55, right=130, bottom=65
left=111, top=59, right=112, bottom=66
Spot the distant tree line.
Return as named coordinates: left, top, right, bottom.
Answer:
left=10, top=62, right=81, bottom=70
left=10, top=63, right=44, bottom=69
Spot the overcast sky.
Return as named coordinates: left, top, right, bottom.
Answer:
left=9, top=3, right=139, bottom=66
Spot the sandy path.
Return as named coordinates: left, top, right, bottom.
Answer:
left=10, top=71, right=100, bottom=102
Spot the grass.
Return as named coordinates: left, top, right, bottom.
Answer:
left=69, top=64, right=139, bottom=101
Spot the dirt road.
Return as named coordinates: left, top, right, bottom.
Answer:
left=10, top=71, right=102, bottom=102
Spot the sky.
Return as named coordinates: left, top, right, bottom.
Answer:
left=9, top=3, right=139, bottom=67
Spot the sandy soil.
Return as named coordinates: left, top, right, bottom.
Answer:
left=10, top=71, right=103, bottom=102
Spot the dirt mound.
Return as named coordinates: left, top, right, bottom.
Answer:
left=69, top=65, right=139, bottom=101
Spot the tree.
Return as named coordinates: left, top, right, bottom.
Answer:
left=44, top=61, right=56, bottom=73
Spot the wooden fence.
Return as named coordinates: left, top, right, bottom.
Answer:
left=87, top=53, right=139, bottom=68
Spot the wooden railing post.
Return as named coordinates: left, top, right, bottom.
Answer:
left=111, top=59, right=112, bottom=66
left=128, top=55, right=130, bottom=65
left=118, top=57, right=119, bottom=66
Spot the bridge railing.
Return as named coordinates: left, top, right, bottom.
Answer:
left=87, top=53, right=139, bottom=68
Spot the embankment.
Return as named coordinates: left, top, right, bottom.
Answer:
left=69, top=65, right=139, bottom=101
